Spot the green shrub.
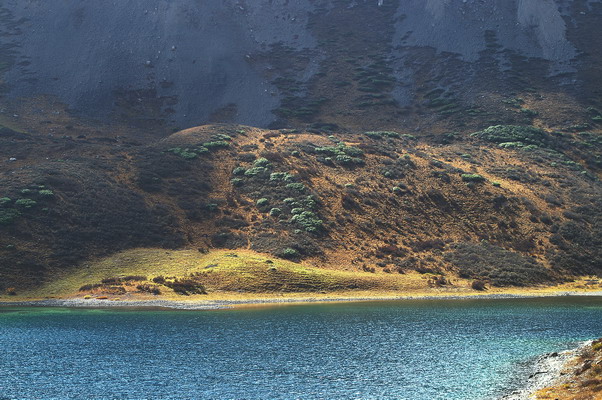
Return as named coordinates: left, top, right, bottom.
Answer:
left=211, top=133, right=233, bottom=141
left=302, top=195, right=317, bottom=210
left=0, top=197, right=11, bottom=205
left=230, top=178, right=244, bottom=187
left=278, top=247, right=299, bottom=259
left=492, top=181, right=501, bottom=187
left=335, top=154, right=353, bottom=164
left=253, top=157, right=271, bottom=167
left=256, top=198, right=269, bottom=208
left=461, top=174, right=486, bottom=183
left=498, top=142, right=524, bottom=149
left=270, top=172, right=294, bottom=181
left=291, top=211, right=323, bottom=233
left=286, top=183, right=306, bottom=192
left=269, top=208, right=282, bottom=217
left=232, top=167, right=246, bottom=175
left=15, top=199, right=37, bottom=209
left=291, top=207, right=304, bottom=215
left=168, top=147, right=198, bottom=159
left=0, top=209, right=20, bottom=225
left=472, top=125, right=547, bottom=147
left=38, top=190, right=54, bottom=197
left=244, top=167, right=268, bottom=177
left=315, top=144, right=363, bottom=159
left=202, top=141, right=230, bottom=150
left=342, top=146, right=364, bottom=158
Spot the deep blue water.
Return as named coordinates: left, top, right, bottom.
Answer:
left=1, top=297, right=602, bottom=400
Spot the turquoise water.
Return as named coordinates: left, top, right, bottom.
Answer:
left=1, top=297, right=602, bottom=400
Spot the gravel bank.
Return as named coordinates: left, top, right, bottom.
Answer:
left=498, top=341, right=591, bottom=400
left=2, top=291, right=602, bottom=310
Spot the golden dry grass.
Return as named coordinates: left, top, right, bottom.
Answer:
left=11, top=248, right=602, bottom=304
left=21, top=248, right=438, bottom=299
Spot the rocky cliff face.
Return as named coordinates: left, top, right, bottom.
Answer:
left=1, top=0, right=601, bottom=130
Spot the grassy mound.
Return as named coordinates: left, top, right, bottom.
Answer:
left=26, top=249, right=434, bottom=298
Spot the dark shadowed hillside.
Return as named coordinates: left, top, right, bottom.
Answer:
left=1, top=1, right=602, bottom=132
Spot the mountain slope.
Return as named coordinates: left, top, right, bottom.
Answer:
left=1, top=122, right=600, bottom=294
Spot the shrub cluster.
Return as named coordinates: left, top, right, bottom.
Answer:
left=164, top=278, right=207, bottom=295
left=444, top=242, right=553, bottom=286
left=278, top=247, right=299, bottom=259
left=291, top=211, right=323, bottom=233
left=471, top=125, right=549, bottom=148
left=0, top=208, right=20, bottom=225
left=167, top=135, right=232, bottom=159
left=314, top=144, right=365, bottom=167
left=461, top=174, right=486, bottom=183
left=136, top=284, right=162, bottom=295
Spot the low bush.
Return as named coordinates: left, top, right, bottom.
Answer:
left=365, top=131, right=401, bottom=139
left=253, top=157, right=271, bottom=167
left=202, top=140, right=230, bottom=150
left=0, top=209, right=20, bottom=225
left=471, top=280, right=487, bottom=291
left=270, top=172, right=294, bottom=182
left=278, top=247, right=300, bottom=259
left=15, top=199, right=37, bottom=209
left=136, top=284, right=162, bottom=295
left=291, top=211, right=323, bottom=233
left=244, top=167, right=269, bottom=177
left=445, top=242, right=553, bottom=286
left=165, top=278, right=207, bottom=295
left=79, top=283, right=103, bottom=291
left=168, top=147, right=198, bottom=159
left=286, top=183, right=306, bottom=192
left=472, top=125, right=549, bottom=147
left=256, top=198, right=269, bottom=208
left=100, top=276, right=146, bottom=284
left=314, top=144, right=365, bottom=167
left=461, top=174, right=486, bottom=183
left=232, top=167, right=246, bottom=175
left=230, top=178, right=244, bottom=187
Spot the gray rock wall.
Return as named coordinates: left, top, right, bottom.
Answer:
left=0, top=0, right=596, bottom=129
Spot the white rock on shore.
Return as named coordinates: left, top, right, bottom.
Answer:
left=499, top=341, right=591, bottom=400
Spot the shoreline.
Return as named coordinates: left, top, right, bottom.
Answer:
left=499, top=340, right=592, bottom=400
left=1, top=289, right=602, bottom=311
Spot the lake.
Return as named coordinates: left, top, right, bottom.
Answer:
left=1, top=297, right=602, bottom=400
